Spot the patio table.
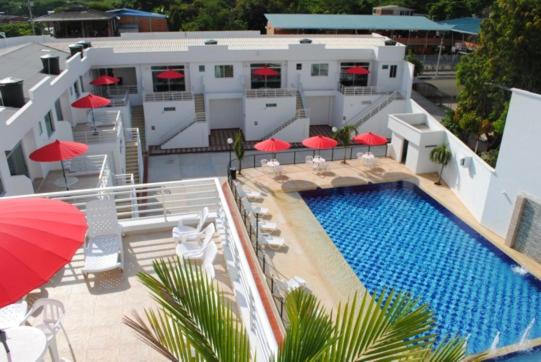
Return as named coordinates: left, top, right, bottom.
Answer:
left=0, top=326, right=47, bottom=362
left=312, top=156, right=326, bottom=170
left=361, top=153, right=375, bottom=167
left=0, top=300, right=27, bottom=330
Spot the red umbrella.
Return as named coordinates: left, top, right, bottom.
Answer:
left=30, top=140, right=88, bottom=190
left=253, top=66, right=279, bottom=88
left=353, top=132, right=387, bottom=152
left=71, top=93, right=111, bottom=132
left=157, top=70, right=185, bottom=93
left=90, top=75, right=120, bottom=86
left=254, top=138, right=291, bottom=153
left=0, top=198, right=87, bottom=308
left=302, top=136, right=338, bottom=155
left=345, top=66, right=370, bottom=75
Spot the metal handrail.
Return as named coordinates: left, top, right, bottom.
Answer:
left=73, top=111, right=122, bottom=144
left=338, top=85, right=378, bottom=95
left=125, top=127, right=144, bottom=183
left=347, top=91, right=401, bottom=128
left=144, top=91, right=193, bottom=102
left=160, top=112, right=206, bottom=146
left=245, top=88, right=296, bottom=98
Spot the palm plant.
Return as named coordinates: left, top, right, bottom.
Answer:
left=126, top=257, right=475, bottom=361
left=430, top=144, right=452, bottom=185
left=332, top=125, right=357, bottom=164
left=233, top=131, right=245, bottom=175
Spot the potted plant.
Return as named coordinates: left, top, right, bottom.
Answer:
left=430, top=144, right=452, bottom=185
left=333, top=125, right=357, bottom=164
left=233, top=131, right=245, bottom=175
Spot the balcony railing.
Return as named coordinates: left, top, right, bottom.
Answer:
left=73, top=111, right=123, bottom=144
left=144, top=91, right=193, bottom=102
left=245, top=88, right=296, bottom=98
left=338, top=85, right=379, bottom=95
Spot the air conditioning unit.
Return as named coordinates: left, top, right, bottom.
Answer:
left=460, top=157, right=472, bottom=167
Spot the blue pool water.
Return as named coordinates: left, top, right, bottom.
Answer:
left=300, top=182, right=541, bottom=354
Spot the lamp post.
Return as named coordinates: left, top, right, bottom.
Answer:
left=227, top=137, right=233, bottom=165
left=332, top=126, right=338, bottom=160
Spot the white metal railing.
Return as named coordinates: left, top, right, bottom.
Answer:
left=125, top=127, right=144, bottom=183
left=160, top=112, right=206, bottom=146
left=113, top=173, right=139, bottom=218
left=97, top=155, right=113, bottom=189
left=73, top=111, right=123, bottom=144
left=144, top=91, right=193, bottom=102
left=215, top=179, right=279, bottom=360
left=338, top=85, right=378, bottom=95
left=106, top=85, right=138, bottom=95
left=348, top=91, right=401, bottom=128
left=245, top=88, right=296, bottom=98
left=108, top=91, right=129, bottom=107
left=65, top=154, right=107, bottom=176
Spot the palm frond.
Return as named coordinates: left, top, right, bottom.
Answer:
left=124, top=258, right=251, bottom=362
left=423, top=336, right=470, bottom=362
left=276, top=288, right=336, bottom=362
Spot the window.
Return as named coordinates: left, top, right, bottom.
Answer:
left=311, top=63, right=329, bottom=77
left=164, top=107, right=176, bottom=111
left=5, top=142, right=29, bottom=177
left=340, top=62, right=370, bottom=87
left=382, top=64, right=389, bottom=70
left=199, top=65, right=205, bottom=72
left=265, top=103, right=277, bottom=108
left=0, top=176, right=4, bottom=195
left=54, top=99, right=63, bottom=121
left=250, top=63, right=281, bottom=89
left=73, top=81, right=80, bottom=98
left=390, top=65, right=397, bottom=78
left=38, top=121, right=43, bottom=135
left=44, top=111, right=55, bottom=137
left=215, top=65, right=234, bottom=78
left=79, top=76, right=85, bottom=92
left=151, top=65, right=185, bottom=92
left=296, top=63, right=302, bottom=70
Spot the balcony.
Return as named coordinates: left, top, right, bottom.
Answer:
left=245, top=88, right=296, bottom=98
left=144, top=91, right=193, bottom=102
left=338, top=84, right=379, bottom=96
left=72, top=111, right=123, bottom=144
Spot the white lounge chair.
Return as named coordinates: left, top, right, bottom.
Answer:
left=172, top=207, right=209, bottom=242
left=260, top=158, right=268, bottom=167
left=23, top=298, right=65, bottom=362
left=305, top=155, right=313, bottom=164
left=258, top=220, right=278, bottom=232
left=83, top=199, right=124, bottom=276
left=274, top=275, right=308, bottom=295
left=237, top=185, right=264, bottom=201
left=241, top=198, right=270, bottom=216
left=259, top=233, right=285, bottom=249
left=176, top=223, right=216, bottom=260
left=201, top=242, right=218, bottom=280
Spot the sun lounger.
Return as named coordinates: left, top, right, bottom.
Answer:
left=238, top=186, right=264, bottom=201
left=241, top=198, right=270, bottom=216
left=259, top=233, right=285, bottom=249
left=176, top=223, right=216, bottom=260
left=172, top=207, right=209, bottom=241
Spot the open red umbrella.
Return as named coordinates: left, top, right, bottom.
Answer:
left=71, top=93, right=111, bottom=132
left=302, top=135, right=338, bottom=150
left=353, top=132, right=387, bottom=152
left=253, top=66, right=279, bottom=88
left=255, top=138, right=291, bottom=158
left=0, top=198, right=87, bottom=308
left=345, top=66, right=370, bottom=75
left=157, top=70, right=185, bottom=93
left=91, top=75, right=120, bottom=86
left=30, top=140, right=88, bottom=190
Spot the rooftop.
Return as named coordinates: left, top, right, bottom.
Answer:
left=0, top=42, right=68, bottom=100
left=265, top=13, right=453, bottom=31
left=439, top=17, right=482, bottom=35
left=34, top=8, right=115, bottom=22
left=106, top=8, right=167, bottom=19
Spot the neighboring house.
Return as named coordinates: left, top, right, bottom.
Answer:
left=106, top=8, right=168, bottom=33
left=33, top=6, right=118, bottom=38
left=0, top=14, right=29, bottom=24
left=264, top=13, right=453, bottom=54
left=373, top=5, right=414, bottom=16
left=439, top=17, right=482, bottom=51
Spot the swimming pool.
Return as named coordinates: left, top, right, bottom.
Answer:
left=300, top=181, right=541, bottom=354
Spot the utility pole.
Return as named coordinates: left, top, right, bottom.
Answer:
left=435, top=32, right=444, bottom=79
left=26, top=0, right=36, bottom=35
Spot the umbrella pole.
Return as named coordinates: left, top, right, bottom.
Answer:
left=61, top=160, right=69, bottom=191
left=91, top=108, right=98, bottom=135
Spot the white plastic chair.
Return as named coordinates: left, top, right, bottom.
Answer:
left=172, top=207, right=209, bottom=242
left=23, top=298, right=65, bottom=362
left=356, top=152, right=364, bottom=159
left=176, top=223, right=216, bottom=260
left=201, top=242, right=218, bottom=280
left=305, top=155, right=313, bottom=164
left=241, top=197, right=270, bottom=216
left=260, top=158, right=268, bottom=167
left=259, top=233, right=286, bottom=249
left=82, top=199, right=124, bottom=276
left=237, top=186, right=264, bottom=201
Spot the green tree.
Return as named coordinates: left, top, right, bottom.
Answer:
left=428, top=0, right=470, bottom=20
left=233, top=131, right=245, bottom=174
left=406, top=49, right=424, bottom=77
left=332, top=125, right=357, bottom=164
left=125, top=258, right=473, bottom=361
left=430, top=144, right=452, bottom=185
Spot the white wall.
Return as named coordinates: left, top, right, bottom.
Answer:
left=481, top=89, right=541, bottom=237
left=144, top=100, right=195, bottom=146
left=305, top=96, right=333, bottom=125
left=273, top=117, right=310, bottom=142
left=208, top=98, right=243, bottom=129
left=358, top=99, right=408, bottom=137
left=243, top=96, right=296, bottom=140
left=162, top=121, right=209, bottom=149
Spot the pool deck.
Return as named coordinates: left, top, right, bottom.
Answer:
left=235, top=157, right=541, bottom=315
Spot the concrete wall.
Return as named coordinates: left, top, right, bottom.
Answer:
left=273, top=117, right=310, bottom=142
left=305, top=96, right=333, bottom=125
left=359, top=99, right=408, bottom=137
left=243, top=96, right=296, bottom=140
left=208, top=98, right=243, bottom=129
left=144, top=99, right=195, bottom=146
left=162, top=121, right=209, bottom=149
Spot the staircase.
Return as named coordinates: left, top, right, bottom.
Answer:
left=131, top=106, right=146, bottom=150
left=160, top=94, right=207, bottom=149
left=125, top=142, right=141, bottom=183
left=262, top=91, right=308, bottom=140
left=348, top=91, right=402, bottom=129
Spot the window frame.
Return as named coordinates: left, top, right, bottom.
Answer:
left=214, top=65, right=234, bottom=79
left=54, top=99, right=64, bottom=121
left=151, top=65, right=186, bottom=92
left=44, top=111, right=55, bottom=137
left=311, top=63, right=329, bottom=77
left=390, top=65, right=398, bottom=78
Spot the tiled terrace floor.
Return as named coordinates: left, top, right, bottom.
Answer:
left=33, top=230, right=235, bottom=362
left=37, top=170, right=100, bottom=193
left=234, top=157, right=541, bottom=311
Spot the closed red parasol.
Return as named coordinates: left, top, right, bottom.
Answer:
left=90, top=75, right=120, bottom=86
left=0, top=198, right=87, bottom=308
left=302, top=135, right=338, bottom=150
left=345, top=66, right=370, bottom=75
left=29, top=140, right=88, bottom=190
